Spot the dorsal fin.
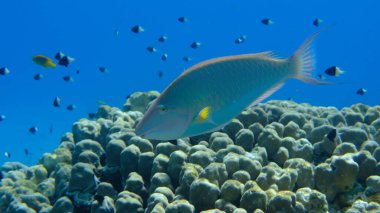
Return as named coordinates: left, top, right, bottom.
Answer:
left=256, top=51, right=284, bottom=61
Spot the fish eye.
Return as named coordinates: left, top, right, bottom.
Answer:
left=158, top=105, right=168, bottom=112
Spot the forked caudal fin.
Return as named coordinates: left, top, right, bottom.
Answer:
left=289, top=31, right=331, bottom=85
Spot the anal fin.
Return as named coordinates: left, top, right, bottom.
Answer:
left=248, top=82, right=285, bottom=108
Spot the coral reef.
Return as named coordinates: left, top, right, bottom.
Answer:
left=1, top=91, right=380, bottom=212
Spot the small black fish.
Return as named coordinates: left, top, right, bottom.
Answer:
left=67, top=104, right=76, bottom=111
left=190, top=41, right=201, bottom=49
left=53, top=96, right=61, bottom=107
left=147, top=46, right=157, bottom=53
left=317, top=74, right=325, bottom=79
left=29, top=126, right=38, bottom=134
left=158, top=35, right=167, bottom=42
left=62, top=75, right=74, bottom=82
left=0, top=67, right=10, bottom=75
left=261, top=18, right=274, bottom=25
left=158, top=71, right=163, bottom=78
left=324, top=66, right=344, bottom=77
left=55, top=51, right=65, bottom=61
left=0, top=115, right=5, bottom=121
left=76, top=69, right=80, bottom=74
left=24, top=149, right=29, bottom=156
left=161, top=53, right=168, bottom=61
left=33, top=74, right=43, bottom=80
left=131, top=25, right=144, bottom=34
left=99, top=67, right=108, bottom=73
left=356, top=88, right=367, bottom=96
left=178, top=17, right=188, bottom=23
left=88, top=113, right=96, bottom=119
left=4, top=152, right=10, bottom=158
left=326, top=129, right=337, bottom=142
left=49, top=124, right=53, bottom=133
left=58, top=56, right=75, bottom=67
left=183, top=56, right=192, bottom=62
left=235, top=35, right=247, bottom=44
left=313, top=18, right=323, bottom=27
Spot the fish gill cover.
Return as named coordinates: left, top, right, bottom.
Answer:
left=0, top=0, right=379, bottom=212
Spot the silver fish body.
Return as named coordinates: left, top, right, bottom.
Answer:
left=135, top=32, right=324, bottom=140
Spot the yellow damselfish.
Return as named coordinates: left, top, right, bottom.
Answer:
left=32, top=55, right=56, bottom=68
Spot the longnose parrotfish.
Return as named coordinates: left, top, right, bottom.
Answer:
left=135, top=32, right=328, bottom=140
left=32, top=55, right=56, bottom=68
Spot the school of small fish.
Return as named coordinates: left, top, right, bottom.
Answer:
left=0, top=16, right=361, bottom=158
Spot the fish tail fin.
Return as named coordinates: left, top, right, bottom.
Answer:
left=47, top=60, right=56, bottom=68
left=289, top=31, right=329, bottom=85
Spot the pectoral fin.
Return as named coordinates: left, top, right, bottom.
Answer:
left=193, top=106, right=216, bottom=125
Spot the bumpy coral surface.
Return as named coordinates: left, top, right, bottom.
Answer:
left=1, top=91, right=380, bottom=212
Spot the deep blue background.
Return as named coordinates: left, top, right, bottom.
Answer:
left=0, top=0, right=378, bottom=165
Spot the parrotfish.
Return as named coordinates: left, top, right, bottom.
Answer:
left=32, top=55, right=56, bottom=68
left=135, top=32, right=327, bottom=140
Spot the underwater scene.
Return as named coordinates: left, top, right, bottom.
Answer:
left=0, top=0, right=379, bottom=212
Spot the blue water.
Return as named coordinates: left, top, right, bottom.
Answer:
left=0, top=0, right=378, bottom=166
